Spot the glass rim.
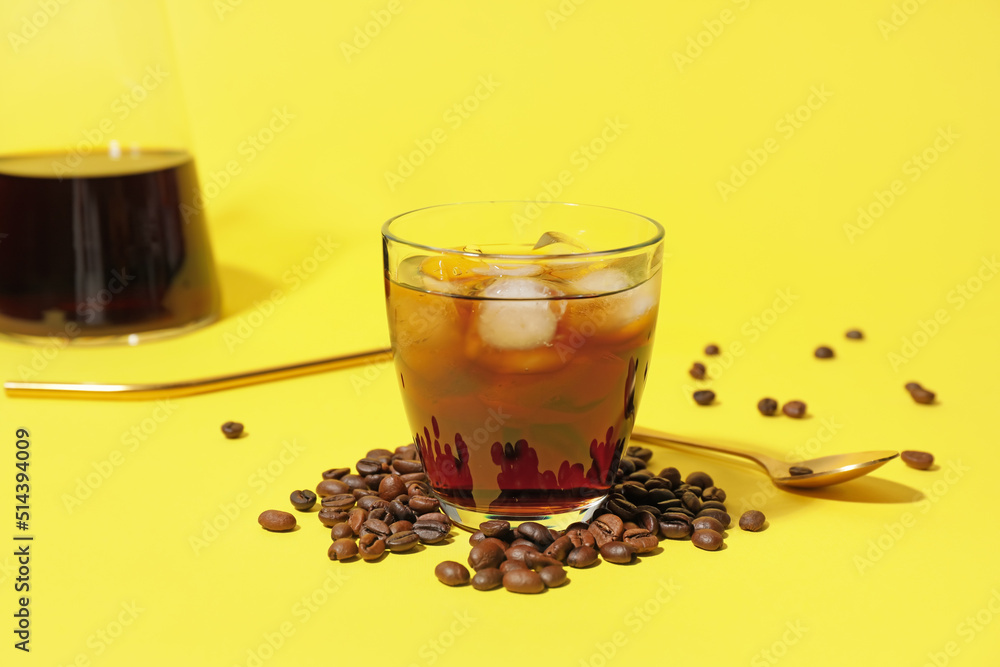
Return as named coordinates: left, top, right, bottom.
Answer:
left=381, top=200, right=664, bottom=260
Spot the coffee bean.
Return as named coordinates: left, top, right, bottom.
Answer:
left=704, top=344, right=720, bottom=355
left=358, top=534, right=386, bottom=561
left=622, top=482, right=649, bottom=505
left=632, top=510, right=660, bottom=536
left=378, top=475, right=407, bottom=501
left=289, top=490, right=317, bottom=511
left=525, top=552, right=564, bottom=571
left=682, top=491, right=702, bottom=514
left=357, top=496, right=390, bottom=512
left=328, top=538, right=358, bottom=560
left=471, top=568, right=504, bottom=591
left=788, top=466, right=813, bottom=476
left=589, top=513, right=624, bottom=546
left=516, top=522, right=554, bottom=547
left=355, top=458, right=384, bottom=476
left=659, top=513, right=693, bottom=539
left=696, top=508, right=731, bottom=528
left=600, top=541, right=637, bottom=564
left=221, top=421, right=244, bottom=439
left=318, top=509, right=349, bottom=528
left=351, top=489, right=377, bottom=500
left=385, top=530, right=419, bottom=552
left=539, top=565, right=568, bottom=588
left=658, top=467, right=682, bottom=486
left=316, top=479, right=350, bottom=498
left=510, top=538, right=538, bottom=549
left=901, top=450, right=934, bottom=470
left=693, top=390, right=715, bottom=406
left=399, top=472, right=428, bottom=484
left=478, top=537, right=509, bottom=552
left=700, top=500, right=727, bottom=512
left=691, top=529, right=723, bottom=551
left=623, top=528, right=658, bottom=553
left=909, top=387, right=935, bottom=404
left=389, top=520, right=414, bottom=534
left=322, top=467, right=350, bottom=480
left=360, top=519, right=391, bottom=540
left=367, top=506, right=393, bottom=525
left=408, top=495, right=440, bottom=514
left=846, top=329, right=863, bottom=340
left=565, top=528, right=596, bottom=549
left=390, top=459, right=424, bottom=475
left=405, top=481, right=431, bottom=496
left=468, top=542, right=506, bottom=571
left=502, top=568, right=545, bottom=594
left=692, top=516, right=724, bottom=534
left=543, top=535, right=573, bottom=562
left=435, top=561, right=470, bottom=586
left=814, top=346, right=834, bottom=359
left=566, top=545, right=599, bottom=568
left=413, top=518, right=450, bottom=544
left=757, top=398, right=779, bottom=416
left=504, top=545, right=538, bottom=564
left=617, top=457, right=636, bottom=476
left=689, top=362, right=707, bottom=380
left=499, top=559, right=528, bottom=574
left=702, top=486, right=726, bottom=502
left=627, top=446, right=654, bottom=462
left=364, top=473, right=388, bottom=490
left=782, top=400, right=807, bottom=418
left=480, top=520, right=514, bottom=541
left=739, top=510, right=766, bottom=532
left=388, top=500, right=416, bottom=523
left=394, top=443, right=418, bottom=459
left=347, top=508, right=368, bottom=535
left=341, top=474, right=368, bottom=491
left=331, top=523, right=354, bottom=540
left=686, top=471, right=713, bottom=488
left=258, top=510, right=295, bottom=532
left=606, top=497, right=638, bottom=521
left=321, top=493, right=355, bottom=511
left=904, top=381, right=923, bottom=392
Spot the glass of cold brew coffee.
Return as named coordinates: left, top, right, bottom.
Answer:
left=0, top=1, right=220, bottom=344
left=383, top=201, right=664, bottom=529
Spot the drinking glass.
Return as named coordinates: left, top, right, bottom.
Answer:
left=383, top=201, right=664, bottom=529
left=0, top=1, right=220, bottom=344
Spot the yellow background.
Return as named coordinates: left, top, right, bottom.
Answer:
left=2, top=0, right=1000, bottom=664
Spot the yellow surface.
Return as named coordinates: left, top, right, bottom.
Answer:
left=2, top=1, right=1000, bottom=665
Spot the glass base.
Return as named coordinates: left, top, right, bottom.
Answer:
left=438, top=495, right=609, bottom=532
left=0, top=311, right=219, bottom=347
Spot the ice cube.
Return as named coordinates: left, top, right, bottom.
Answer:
left=574, top=268, right=630, bottom=295
left=470, top=263, right=544, bottom=277
left=572, top=269, right=658, bottom=337
left=532, top=231, right=591, bottom=253
left=476, top=277, right=560, bottom=350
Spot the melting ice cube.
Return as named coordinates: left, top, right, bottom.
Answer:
left=477, top=277, right=560, bottom=350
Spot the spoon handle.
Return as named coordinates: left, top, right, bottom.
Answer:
left=630, top=426, right=782, bottom=474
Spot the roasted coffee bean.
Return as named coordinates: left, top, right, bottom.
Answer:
left=360, top=518, right=391, bottom=540
left=627, top=446, right=654, bottom=462
left=904, top=381, right=922, bottom=391
left=617, top=457, right=636, bottom=476
left=399, top=472, right=428, bottom=484
left=692, top=516, right=725, bottom=534
left=566, top=528, right=597, bottom=549
left=385, top=530, right=419, bottom=552
left=632, top=510, right=660, bottom=536
left=351, top=488, right=377, bottom=500
left=691, top=529, right=723, bottom=551
left=600, top=541, right=637, bottom=564
left=700, top=500, right=727, bottom=512
left=499, top=559, right=528, bottom=574
left=627, top=470, right=654, bottom=483
left=472, top=568, right=504, bottom=591
left=408, top=495, right=440, bottom=514
left=782, top=400, right=807, bottom=418
left=689, top=362, right=707, bottom=380
left=366, top=447, right=394, bottom=459
left=479, top=520, right=514, bottom=540
left=328, top=538, right=358, bottom=560
left=388, top=500, right=417, bottom=523
left=659, top=498, right=684, bottom=511
left=389, top=520, right=414, bottom=534
left=510, top=538, right=538, bottom=549
left=378, top=475, right=407, bottom=501
left=515, top=522, right=554, bottom=547
left=567, top=545, right=599, bottom=568
left=468, top=542, right=506, bottom=571
left=702, top=486, right=726, bottom=502
left=358, top=533, right=386, bottom=561
left=347, top=508, right=368, bottom=535
left=341, top=474, right=368, bottom=491
left=693, top=390, right=715, bottom=406
left=413, top=519, right=450, bottom=544
left=504, top=545, right=538, bottom=564
left=316, top=479, right=351, bottom=498
left=391, top=458, right=424, bottom=475
left=901, top=450, right=934, bottom=470
left=468, top=530, right=486, bottom=546
left=221, top=421, right=244, bottom=439
left=435, top=561, right=470, bottom=586
left=623, top=456, right=646, bottom=471
left=321, top=493, right=355, bottom=511
left=503, top=568, right=545, bottom=594
left=658, top=467, right=682, bottom=486
left=622, top=482, right=649, bottom=505
left=909, top=386, right=936, bottom=404
left=357, top=496, right=390, bottom=512
left=258, top=510, right=295, bottom=531
left=589, top=514, right=625, bottom=546
left=659, top=513, right=693, bottom=539
left=788, top=466, right=813, bottom=476
left=355, top=458, right=384, bottom=476
left=682, top=491, right=702, bottom=514
left=322, top=467, right=351, bottom=480
left=623, top=528, right=658, bottom=553
left=606, top=497, right=638, bottom=521
left=846, top=329, right=863, bottom=340
left=406, top=481, right=431, bottom=496
left=686, top=471, right=713, bottom=488
left=364, top=473, right=388, bottom=490
left=525, top=552, right=564, bottom=571
left=543, top=535, right=573, bottom=562
left=367, top=506, right=393, bottom=525
left=739, top=510, right=766, bottom=532
left=539, top=565, right=568, bottom=588
left=757, top=398, right=779, bottom=416
left=814, top=346, right=834, bottom=359
left=318, top=509, right=349, bottom=528
left=331, top=523, right=354, bottom=540
left=704, top=344, right=720, bottom=355
left=289, top=489, right=317, bottom=511
left=478, top=537, right=509, bottom=552
left=697, top=508, right=731, bottom=528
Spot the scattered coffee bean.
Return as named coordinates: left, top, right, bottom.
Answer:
left=435, top=561, right=470, bottom=586
left=691, top=529, right=723, bottom=551
left=600, top=541, right=637, bottom=564
left=704, top=344, right=720, bottom=355
left=516, top=522, right=554, bottom=547
left=289, top=490, right=317, bottom=511
left=322, top=467, right=350, bottom=479
left=328, top=538, right=358, bottom=560
left=659, top=513, right=693, bottom=539
left=814, top=346, right=834, bottom=359
left=539, top=565, right=568, bottom=587
left=413, top=516, right=450, bottom=544
left=846, top=329, right=863, bottom=340
left=316, top=479, right=350, bottom=498
left=623, top=528, right=658, bottom=553
left=408, top=495, right=440, bottom=514
left=321, top=493, right=356, bottom=511
left=378, top=475, right=407, bottom=501
left=468, top=542, right=506, bottom=571
left=258, top=510, right=295, bottom=532
left=693, top=390, right=715, bottom=406
left=788, top=466, right=813, bottom=476
left=739, top=510, right=766, bottom=532
left=904, top=381, right=923, bottom=392
left=696, top=509, right=731, bottom=528
left=566, top=546, right=599, bottom=568
left=221, top=421, right=244, bottom=439
left=782, top=400, right=807, bottom=418
left=389, top=520, right=414, bottom=534
left=901, top=450, right=934, bottom=470
left=757, top=398, right=778, bottom=416
left=331, top=522, right=354, bottom=540
left=500, top=559, right=528, bottom=574
left=905, top=383, right=935, bottom=404
left=702, top=486, right=726, bottom=502
left=385, top=530, right=419, bottom=553
left=358, top=534, right=386, bottom=561
left=317, top=509, right=348, bottom=528
left=471, top=568, right=504, bottom=591
left=589, top=513, right=624, bottom=547
left=502, top=568, right=545, bottom=594
left=543, top=535, right=574, bottom=561
left=391, top=459, right=424, bottom=475
left=692, top=516, right=724, bottom=534
left=689, top=362, right=707, bottom=380
left=686, top=471, right=713, bottom=488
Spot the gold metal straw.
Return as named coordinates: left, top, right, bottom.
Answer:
left=3, top=347, right=394, bottom=400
